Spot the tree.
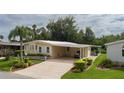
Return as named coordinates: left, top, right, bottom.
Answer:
left=75, top=29, right=85, bottom=43
left=38, top=27, right=51, bottom=40
left=0, top=35, right=3, bottom=40
left=31, top=24, right=51, bottom=40
left=46, top=16, right=78, bottom=42
left=120, top=32, right=124, bottom=40
left=84, top=27, right=95, bottom=44
left=8, top=26, right=32, bottom=61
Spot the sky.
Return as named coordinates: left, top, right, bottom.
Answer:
left=1, top=14, right=124, bottom=41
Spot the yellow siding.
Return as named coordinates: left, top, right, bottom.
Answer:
left=51, top=46, right=65, bottom=58
left=69, top=48, right=79, bottom=57
left=24, top=42, right=52, bottom=56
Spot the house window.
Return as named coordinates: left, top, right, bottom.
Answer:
left=35, top=45, right=37, bottom=50
left=39, top=47, right=42, bottom=53
left=46, top=47, right=50, bottom=53
left=32, top=45, right=34, bottom=50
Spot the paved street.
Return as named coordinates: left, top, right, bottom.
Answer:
left=0, top=71, right=32, bottom=79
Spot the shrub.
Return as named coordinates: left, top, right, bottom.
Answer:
left=74, top=59, right=86, bottom=72
left=99, top=59, right=112, bottom=68
left=74, top=62, right=85, bottom=72
left=82, top=58, right=88, bottom=61
left=13, top=60, right=19, bottom=65
left=24, top=58, right=29, bottom=63
left=12, top=58, right=32, bottom=69
left=73, top=58, right=93, bottom=72
left=14, top=61, right=29, bottom=68
left=28, top=60, right=32, bottom=66
left=82, top=58, right=93, bottom=66
left=14, top=62, right=24, bottom=68
left=24, top=58, right=32, bottom=66
left=87, top=59, right=93, bottom=66
left=101, top=49, right=106, bottom=54
left=23, top=63, right=29, bottom=68
left=5, top=55, right=10, bottom=61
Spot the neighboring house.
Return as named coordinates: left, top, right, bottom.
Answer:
left=0, top=41, right=20, bottom=57
left=105, top=40, right=124, bottom=62
left=24, top=40, right=92, bottom=59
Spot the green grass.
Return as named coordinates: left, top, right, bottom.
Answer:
left=0, top=57, right=42, bottom=71
left=62, top=54, right=124, bottom=79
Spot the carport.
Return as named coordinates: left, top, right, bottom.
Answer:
left=51, top=44, right=91, bottom=59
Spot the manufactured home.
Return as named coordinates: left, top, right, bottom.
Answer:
left=0, top=41, right=20, bottom=57
left=105, top=40, right=124, bottom=62
left=24, top=40, right=92, bottom=59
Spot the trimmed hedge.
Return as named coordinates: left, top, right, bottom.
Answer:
left=87, top=59, right=93, bottom=65
left=74, top=58, right=93, bottom=72
left=74, top=60, right=86, bottom=72
left=82, top=58, right=93, bottom=65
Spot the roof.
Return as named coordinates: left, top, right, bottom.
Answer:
left=0, top=41, right=20, bottom=46
left=25, top=40, right=92, bottom=48
left=90, top=45, right=101, bottom=48
left=105, top=40, right=124, bottom=46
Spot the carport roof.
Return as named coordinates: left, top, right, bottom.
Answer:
left=26, top=40, right=92, bottom=48
left=0, top=41, right=20, bottom=46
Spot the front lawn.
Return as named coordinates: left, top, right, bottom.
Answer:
left=62, top=54, right=124, bottom=79
left=0, top=57, right=42, bottom=71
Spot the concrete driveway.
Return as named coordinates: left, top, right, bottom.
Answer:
left=14, top=58, right=74, bottom=79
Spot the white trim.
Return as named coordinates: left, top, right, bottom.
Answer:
left=24, top=40, right=92, bottom=48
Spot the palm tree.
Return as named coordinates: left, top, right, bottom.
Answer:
left=8, top=26, right=32, bottom=61
left=32, top=24, right=38, bottom=39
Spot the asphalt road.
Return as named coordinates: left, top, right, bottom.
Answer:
left=0, top=71, right=32, bottom=79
